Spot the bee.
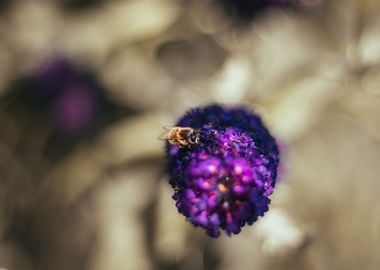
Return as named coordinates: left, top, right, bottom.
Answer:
left=159, top=126, right=200, bottom=148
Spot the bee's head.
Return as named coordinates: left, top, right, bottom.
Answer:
left=188, top=130, right=200, bottom=144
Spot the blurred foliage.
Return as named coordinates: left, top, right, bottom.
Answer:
left=1, top=0, right=380, bottom=270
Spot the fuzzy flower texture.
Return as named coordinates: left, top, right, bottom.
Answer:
left=166, top=104, right=280, bottom=237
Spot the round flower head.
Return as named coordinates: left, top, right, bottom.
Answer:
left=166, top=104, right=280, bottom=237
left=0, top=56, right=129, bottom=159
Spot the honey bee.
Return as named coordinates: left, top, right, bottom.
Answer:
left=159, top=126, right=200, bottom=148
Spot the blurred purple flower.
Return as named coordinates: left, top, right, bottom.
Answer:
left=166, top=104, right=280, bottom=237
left=30, top=57, right=98, bottom=133
left=52, top=84, right=96, bottom=131
left=0, top=56, right=131, bottom=158
left=23, top=57, right=126, bottom=136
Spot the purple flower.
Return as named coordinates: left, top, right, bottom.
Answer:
left=31, top=57, right=101, bottom=133
left=51, top=83, right=97, bottom=131
left=166, top=104, right=280, bottom=237
left=0, top=56, right=129, bottom=158
left=21, top=57, right=128, bottom=136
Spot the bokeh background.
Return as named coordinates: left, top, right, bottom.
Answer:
left=1, top=0, right=380, bottom=269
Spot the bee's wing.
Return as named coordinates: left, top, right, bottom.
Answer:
left=161, top=125, right=174, bottom=131
left=157, top=130, right=169, bottom=140
left=157, top=125, right=173, bottom=140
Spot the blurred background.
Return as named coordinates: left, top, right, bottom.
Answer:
left=1, top=0, right=380, bottom=269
